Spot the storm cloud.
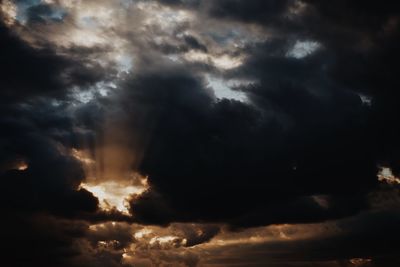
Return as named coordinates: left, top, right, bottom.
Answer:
left=1, top=0, right=400, bottom=266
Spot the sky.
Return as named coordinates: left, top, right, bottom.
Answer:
left=0, top=0, right=400, bottom=266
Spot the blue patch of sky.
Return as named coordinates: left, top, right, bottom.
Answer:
left=15, top=0, right=66, bottom=24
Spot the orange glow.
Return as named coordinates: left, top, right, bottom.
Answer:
left=71, top=148, right=95, bottom=165
left=80, top=180, right=148, bottom=215
left=72, top=144, right=150, bottom=215
left=97, top=240, right=120, bottom=248
left=17, top=162, right=28, bottom=171
left=349, top=258, right=372, bottom=266
left=134, top=228, right=153, bottom=239
left=378, top=167, right=400, bottom=185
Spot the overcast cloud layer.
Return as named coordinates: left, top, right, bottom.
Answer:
left=1, top=0, right=400, bottom=266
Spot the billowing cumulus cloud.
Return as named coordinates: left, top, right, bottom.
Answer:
left=1, top=0, right=400, bottom=266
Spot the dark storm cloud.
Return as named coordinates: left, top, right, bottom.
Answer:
left=0, top=20, right=107, bottom=104
left=0, top=88, right=127, bottom=267
left=86, top=222, right=133, bottom=249
left=0, top=215, right=136, bottom=267
left=0, top=102, right=99, bottom=216
left=127, top=52, right=375, bottom=227
left=149, top=34, right=208, bottom=55
left=0, top=21, right=67, bottom=102
left=0, top=6, right=117, bottom=218
left=0, top=215, right=88, bottom=267
left=290, top=1, right=400, bottom=177
left=0, top=19, right=103, bottom=218
left=0, top=15, right=125, bottom=265
left=222, top=210, right=400, bottom=267
left=1, top=0, right=400, bottom=266
left=207, top=0, right=292, bottom=23
left=171, top=224, right=220, bottom=247
left=156, top=0, right=200, bottom=7
left=183, top=34, right=208, bottom=52
left=122, top=0, right=400, bottom=229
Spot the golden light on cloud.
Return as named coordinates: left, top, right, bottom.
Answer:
left=71, top=148, right=95, bottom=166
left=134, top=228, right=153, bottom=240
left=17, top=162, right=29, bottom=171
left=80, top=180, right=148, bottom=215
left=378, top=167, right=400, bottom=185
left=71, top=101, right=150, bottom=216
left=0, top=0, right=17, bottom=26
left=183, top=51, right=245, bottom=70
left=149, top=235, right=183, bottom=246
left=349, top=258, right=372, bottom=266
left=97, top=239, right=120, bottom=249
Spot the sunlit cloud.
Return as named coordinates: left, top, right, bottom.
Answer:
left=71, top=148, right=96, bottom=165
left=184, top=50, right=245, bottom=70
left=378, top=167, right=400, bottom=185
left=138, top=1, right=193, bottom=33
left=149, top=235, right=185, bottom=247
left=97, top=239, right=120, bottom=249
left=72, top=145, right=149, bottom=215
left=1, top=0, right=398, bottom=266
left=287, top=40, right=321, bottom=59
left=110, top=221, right=343, bottom=266
left=17, top=161, right=29, bottom=171
left=80, top=180, right=147, bottom=215
left=206, top=75, right=253, bottom=102
left=134, top=228, right=153, bottom=240
left=70, top=81, right=115, bottom=104
left=0, top=0, right=17, bottom=26
left=349, top=258, right=372, bottom=266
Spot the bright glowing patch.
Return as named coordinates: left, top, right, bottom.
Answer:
left=71, top=82, right=114, bottom=104
left=287, top=40, right=321, bottom=59
left=349, top=258, right=372, bottom=266
left=69, top=29, right=106, bottom=47
left=184, top=51, right=244, bottom=70
left=184, top=51, right=209, bottom=63
left=134, top=228, right=153, bottom=239
left=97, top=240, right=120, bottom=248
left=139, top=2, right=193, bottom=33
left=378, top=167, right=400, bottom=185
left=80, top=181, right=147, bottom=215
left=0, top=0, right=17, bottom=26
left=206, top=75, right=252, bottom=102
left=149, top=235, right=184, bottom=247
left=17, top=161, right=29, bottom=171
left=212, top=54, right=244, bottom=70
left=114, top=53, right=133, bottom=74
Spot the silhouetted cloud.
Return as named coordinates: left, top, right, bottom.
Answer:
left=1, top=0, right=400, bottom=266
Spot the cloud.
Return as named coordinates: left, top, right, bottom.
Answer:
left=1, top=0, right=400, bottom=266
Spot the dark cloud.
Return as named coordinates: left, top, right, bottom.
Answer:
left=156, top=0, right=200, bottom=7
left=0, top=100, right=95, bottom=214
left=120, top=1, right=399, bottom=230
left=127, top=59, right=374, bottom=227
left=0, top=20, right=108, bottom=104
left=208, top=0, right=292, bottom=23
left=183, top=34, right=208, bottom=52
left=1, top=0, right=400, bottom=266
left=0, top=215, right=87, bottom=267
left=171, top=224, right=220, bottom=247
